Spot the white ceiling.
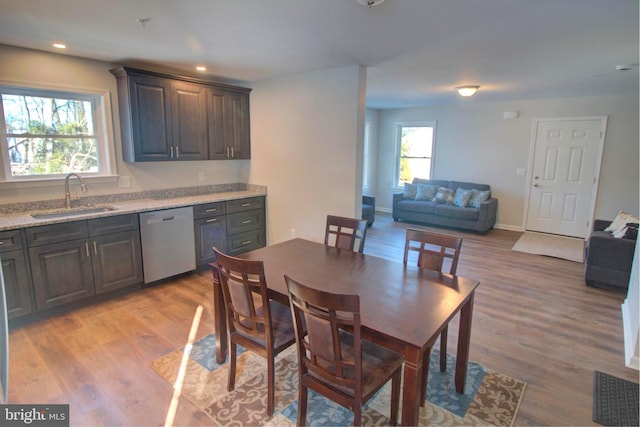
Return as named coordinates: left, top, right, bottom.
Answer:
left=0, top=0, right=637, bottom=109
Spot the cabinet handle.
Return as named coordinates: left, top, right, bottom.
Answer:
left=175, top=146, right=180, bottom=159
left=205, top=208, right=218, bottom=213
left=93, top=241, right=98, bottom=256
left=226, top=147, right=230, bottom=158
left=230, top=146, right=234, bottom=158
left=85, top=242, right=90, bottom=257
left=0, top=241, right=3, bottom=246
left=206, top=218, right=218, bottom=223
left=241, top=203, right=251, bottom=207
left=241, top=220, right=252, bottom=224
left=170, top=146, right=174, bottom=159
left=241, top=240, right=252, bottom=245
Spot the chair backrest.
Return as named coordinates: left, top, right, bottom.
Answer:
left=285, top=274, right=363, bottom=398
left=403, top=228, right=463, bottom=275
left=324, top=215, right=368, bottom=253
left=213, top=247, right=273, bottom=344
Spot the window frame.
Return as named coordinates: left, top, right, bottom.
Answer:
left=394, top=121, right=437, bottom=188
left=0, top=82, right=117, bottom=186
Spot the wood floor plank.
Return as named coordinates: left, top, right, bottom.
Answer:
left=7, top=212, right=636, bottom=426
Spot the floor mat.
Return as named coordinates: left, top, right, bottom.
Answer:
left=593, top=371, right=639, bottom=427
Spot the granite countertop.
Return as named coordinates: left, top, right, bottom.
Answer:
left=0, top=184, right=266, bottom=232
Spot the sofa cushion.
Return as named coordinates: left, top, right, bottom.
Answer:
left=434, top=187, right=455, bottom=204
left=468, top=189, right=491, bottom=208
left=415, top=183, right=438, bottom=201
left=403, top=182, right=417, bottom=199
left=453, top=188, right=474, bottom=207
left=435, top=204, right=480, bottom=220
left=413, top=178, right=449, bottom=188
left=397, top=199, right=438, bottom=214
left=449, top=181, right=490, bottom=191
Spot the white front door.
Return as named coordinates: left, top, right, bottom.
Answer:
left=525, top=117, right=606, bottom=238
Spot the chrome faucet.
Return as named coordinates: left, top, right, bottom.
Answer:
left=64, top=173, right=88, bottom=209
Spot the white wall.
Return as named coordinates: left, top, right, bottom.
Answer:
left=249, top=65, right=366, bottom=245
left=374, top=95, right=639, bottom=229
left=622, top=238, right=639, bottom=370
left=0, top=45, right=248, bottom=202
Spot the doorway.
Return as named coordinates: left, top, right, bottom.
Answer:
left=525, top=117, right=606, bottom=239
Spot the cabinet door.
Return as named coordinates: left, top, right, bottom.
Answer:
left=1, top=250, right=33, bottom=319
left=194, top=216, right=227, bottom=266
left=129, top=74, right=173, bottom=161
left=207, top=88, right=229, bottom=160
left=172, top=82, right=208, bottom=160
left=227, top=91, right=251, bottom=159
left=29, top=240, right=95, bottom=310
left=92, top=230, right=143, bottom=294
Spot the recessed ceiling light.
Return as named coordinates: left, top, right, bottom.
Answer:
left=52, top=43, right=66, bottom=49
left=196, top=66, right=207, bottom=72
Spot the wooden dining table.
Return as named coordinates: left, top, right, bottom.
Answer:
left=210, top=238, right=479, bottom=426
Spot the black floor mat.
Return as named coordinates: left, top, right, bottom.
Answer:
left=593, top=371, right=639, bottom=427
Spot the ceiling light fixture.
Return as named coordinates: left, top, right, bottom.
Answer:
left=456, top=85, right=480, bottom=97
left=52, top=43, right=66, bottom=49
left=355, top=0, right=386, bottom=7
left=196, top=66, right=206, bottom=72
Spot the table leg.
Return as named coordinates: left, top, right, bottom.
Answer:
left=210, top=264, right=228, bottom=364
left=400, top=347, right=423, bottom=426
left=455, top=293, right=475, bottom=393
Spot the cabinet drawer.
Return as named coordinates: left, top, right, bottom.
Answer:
left=226, top=197, right=264, bottom=214
left=227, top=209, right=264, bottom=235
left=193, top=202, right=226, bottom=219
left=26, top=221, right=89, bottom=247
left=88, top=214, right=139, bottom=236
left=0, top=229, right=25, bottom=252
left=227, top=229, right=266, bottom=256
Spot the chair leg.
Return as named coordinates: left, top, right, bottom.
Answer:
left=420, top=346, right=432, bottom=407
left=354, top=404, right=362, bottom=427
left=267, top=356, right=275, bottom=416
left=228, top=342, right=236, bottom=392
left=440, top=326, right=448, bottom=372
left=297, top=385, right=307, bottom=427
left=389, top=372, right=401, bottom=426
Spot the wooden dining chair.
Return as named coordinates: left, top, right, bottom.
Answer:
left=403, top=228, right=463, bottom=406
left=324, top=215, right=368, bottom=253
left=212, top=247, right=296, bottom=416
left=285, top=274, right=404, bottom=427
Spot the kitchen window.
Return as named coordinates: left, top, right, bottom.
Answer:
left=395, top=121, right=436, bottom=186
left=0, top=85, right=116, bottom=183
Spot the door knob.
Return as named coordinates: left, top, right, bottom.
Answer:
left=534, top=183, right=540, bottom=187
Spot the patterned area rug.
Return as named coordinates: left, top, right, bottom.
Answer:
left=512, top=231, right=584, bottom=263
left=151, top=333, right=526, bottom=426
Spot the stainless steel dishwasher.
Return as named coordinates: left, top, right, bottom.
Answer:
left=139, top=206, right=196, bottom=284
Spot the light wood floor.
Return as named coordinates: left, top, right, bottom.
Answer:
left=7, top=213, right=637, bottom=426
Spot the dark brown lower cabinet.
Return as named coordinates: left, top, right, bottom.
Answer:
left=1, top=249, right=33, bottom=319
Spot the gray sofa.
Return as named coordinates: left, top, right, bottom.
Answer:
left=392, top=178, right=497, bottom=233
left=584, top=219, right=637, bottom=290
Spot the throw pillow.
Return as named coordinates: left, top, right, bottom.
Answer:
left=605, top=211, right=639, bottom=235
left=403, top=183, right=417, bottom=199
left=415, top=183, right=438, bottom=201
left=452, top=188, right=473, bottom=208
left=433, top=187, right=455, bottom=204
left=468, top=189, right=491, bottom=208
left=614, top=222, right=639, bottom=239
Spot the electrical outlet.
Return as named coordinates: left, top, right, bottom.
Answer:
left=290, top=228, right=296, bottom=238
left=118, top=175, right=131, bottom=188
left=198, top=172, right=205, bottom=182
left=516, top=168, right=526, bottom=176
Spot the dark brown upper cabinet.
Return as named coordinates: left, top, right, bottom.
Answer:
left=111, top=66, right=251, bottom=162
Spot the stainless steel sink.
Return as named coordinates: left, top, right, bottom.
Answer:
left=31, top=206, right=116, bottom=219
